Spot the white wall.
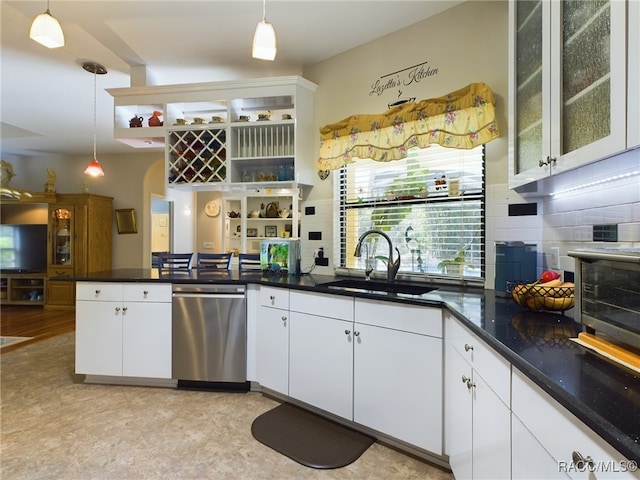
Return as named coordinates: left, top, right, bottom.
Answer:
left=302, top=0, right=509, bottom=279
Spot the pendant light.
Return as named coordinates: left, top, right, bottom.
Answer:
left=252, top=0, right=276, bottom=61
left=82, top=62, right=107, bottom=177
left=29, top=0, right=65, bottom=48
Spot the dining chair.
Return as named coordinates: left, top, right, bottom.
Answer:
left=157, top=252, right=194, bottom=271
left=196, top=252, right=232, bottom=270
left=238, top=253, right=261, bottom=273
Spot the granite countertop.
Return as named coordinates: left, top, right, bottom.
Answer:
left=71, top=269, right=640, bottom=462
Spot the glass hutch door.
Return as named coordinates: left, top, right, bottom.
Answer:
left=51, top=207, right=73, bottom=269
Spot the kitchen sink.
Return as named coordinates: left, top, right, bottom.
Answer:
left=319, top=279, right=436, bottom=296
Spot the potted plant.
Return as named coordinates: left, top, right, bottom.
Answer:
left=437, top=248, right=471, bottom=275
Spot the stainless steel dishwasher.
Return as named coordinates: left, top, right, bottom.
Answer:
left=172, top=284, right=248, bottom=389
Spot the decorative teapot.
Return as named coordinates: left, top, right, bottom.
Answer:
left=129, top=115, right=143, bottom=128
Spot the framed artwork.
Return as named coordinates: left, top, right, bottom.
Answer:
left=265, top=225, right=277, bottom=237
left=247, top=228, right=258, bottom=237
left=115, top=208, right=137, bottom=234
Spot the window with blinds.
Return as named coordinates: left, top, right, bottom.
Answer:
left=337, top=144, right=485, bottom=279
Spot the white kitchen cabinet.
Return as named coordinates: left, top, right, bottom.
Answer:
left=255, top=286, right=290, bottom=394
left=444, top=312, right=511, bottom=480
left=512, top=412, right=569, bottom=479
left=628, top=0, right=640, bottom=149
left=512, top=369, right=637, bottom=480
left=107, top=76, right=317, bottom=189
left=508, top=0, right=628, bottom=189
left=289, top=291, right=354, bottom=419
left=446, top=342, right=473, bottom=479
left=76, top=283, right=123, bottom=376
left=75, top=282, right=172, bottom=379
left=353, top=298, right=443, bottom=454
left=289, top=311, right=354, bottom=419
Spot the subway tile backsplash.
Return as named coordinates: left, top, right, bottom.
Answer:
left=488, top=148, right=639, bottom=288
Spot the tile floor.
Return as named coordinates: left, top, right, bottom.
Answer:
left=1, top=332, right=453, bottom=480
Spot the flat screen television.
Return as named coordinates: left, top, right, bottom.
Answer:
left=0, top=224, right=48, bottom=273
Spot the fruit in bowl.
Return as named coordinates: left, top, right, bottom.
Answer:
left=510, top=272, right=575, bottom=312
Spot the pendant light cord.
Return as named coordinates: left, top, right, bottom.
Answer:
left=262, top=0, right=266, bottom=21
left=92, top=68, right=97, bottom=161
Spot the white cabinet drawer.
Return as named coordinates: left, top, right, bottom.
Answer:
left=446, top=315, right=510, bottom=406
left=512, top=369, right=635, bottom=479
left=76, top=282, right=122, bottom=302
left=289, top=291, right=353, bottom=321
left=355, top=299, right=442, bottom=337
left=123, top=283, right=171, bottom=302
left=259, top=286, right=290, bottom=309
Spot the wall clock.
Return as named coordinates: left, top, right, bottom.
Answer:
left=204, top=200, right=220, bottom=217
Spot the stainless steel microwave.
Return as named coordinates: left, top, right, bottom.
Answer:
left=568, top=249, right=640, bottom=350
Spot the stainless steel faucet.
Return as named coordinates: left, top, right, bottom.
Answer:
left=354, top=229, right=401, bottom=282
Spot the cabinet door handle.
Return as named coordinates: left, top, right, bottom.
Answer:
left=353, top=331, right=360, bottom=337
left=115, top=306, right=121, bottom=312
left=572, top=451, right=594, bottom=470
left=122, top=307, right=128, bottom=312
left=464, top=343, right=474, bottom=352
left=539, top=156, right=557, bottom=167
left=281, top=316, right=287, bottom=322
left=461, top=375, right=475, bottom=389
left=344, top=329, right=351, bottom=335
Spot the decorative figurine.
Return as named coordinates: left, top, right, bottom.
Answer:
left=129, top=115, right=143, bottom=128
left=0, top=160, right=15, bottom=187
left=44, top=169, right=56, bottom=193
left=148, top=111, right=163, bottom=127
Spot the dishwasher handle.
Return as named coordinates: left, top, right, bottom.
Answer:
left=172, top=292, right=245, bottom=299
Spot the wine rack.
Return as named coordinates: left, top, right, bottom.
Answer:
left=167, top=128, right=227, bottom=185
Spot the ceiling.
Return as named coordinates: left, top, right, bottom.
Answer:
left=1, top=0, right=462, bottom=162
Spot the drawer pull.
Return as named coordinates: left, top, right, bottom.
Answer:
left=572, top=451, right=594, bottom=470
left=143, top=290, right=149, bottom=296
left=95, top=289, right=101, bottom=295
left=464, top=343, right=474, bottom=352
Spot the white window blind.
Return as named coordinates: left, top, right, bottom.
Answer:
left=337, top=144, right=485, bottom=278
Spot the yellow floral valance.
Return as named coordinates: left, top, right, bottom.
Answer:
left=317, top=82, right=499, bottom=171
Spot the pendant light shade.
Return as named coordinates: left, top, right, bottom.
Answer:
left=84, top=159, right=104, bottom=177
left=252, top=0, right=276, bottom=61
left=82, top=62, right=107, bottom=177
left=29, top=1, right=64, bottom=48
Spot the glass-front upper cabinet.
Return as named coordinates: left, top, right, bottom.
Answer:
left=49, top=207, right=73, bottom=273
left=509, top=0, right=627, bottom=189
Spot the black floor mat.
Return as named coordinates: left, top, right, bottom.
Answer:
left=251, top=403, right=375, bottom=469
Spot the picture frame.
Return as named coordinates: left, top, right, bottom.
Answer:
left=115, top=208, right=137, bottom=234
left=265, top=225, right=277, bottom=237
left=247, top=227, right=258, bottom=238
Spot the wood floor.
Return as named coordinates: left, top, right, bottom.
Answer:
left=0, top=305, right=75, bottom=354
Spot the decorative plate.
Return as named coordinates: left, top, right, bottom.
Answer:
left=204, top=200, right=220, bottom=217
